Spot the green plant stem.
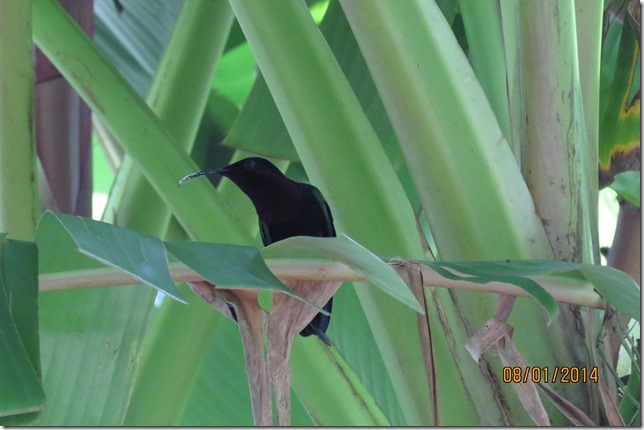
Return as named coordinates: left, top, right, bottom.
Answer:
left=228, top=0, right=431, bottom=424
left=31, top=0, right=251, bottom=245
left=459, top=0, right=512, bottom=143
left=103, top=0, right=234, bottom=234
left=340, top=0, right=551, bottom=261
left=0, top=0, right=37, bottom=241
left=339, top=0, right=556, bottom=424
left=38, top=261, right=606, bottom=310
left=574, top=0, right=602, bottom=263
left=518, top=1, right=593, bottom=263
left=291, top=338, right=391, bottom=425
left=618, top=356, right=641, bottom=425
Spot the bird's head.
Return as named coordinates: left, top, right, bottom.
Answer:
left=179, top=157, right=300, bottom=221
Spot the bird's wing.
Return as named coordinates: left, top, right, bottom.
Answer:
left=259, top=219, right=272, bottom=245
left=312, top=186, right=336, bottom=237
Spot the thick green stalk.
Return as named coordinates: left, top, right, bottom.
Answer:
left=0, top=0, right=36, bottom=241
left=32, top=0, right=254, bottom=425
left=228, top=0, right=431, bottom=424
left=117, top=2, right=240, bottom=426
left=340, top=0, right=551, bottom=261
left=103, top=0, right=235, bottom=234
left=574, top=0, right=602, bottom=263
left=32, top=0, right=251, bottom=245
left=518, top=1, right=594, bottom=263
left=459, top=0, right=512, bottom=145
left=291, top=338, right=391, bottom=426
left=340, top=0, right=593, bottom=424
left=498, top=0, right=523, bottom=162
left=516, top=1, right=597, bottom=418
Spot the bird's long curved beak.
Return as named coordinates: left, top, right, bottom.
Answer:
left=178, top=168, right=226, bottom=185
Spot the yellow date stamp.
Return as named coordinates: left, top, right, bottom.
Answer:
left=502, top=366, right=599, bottom=384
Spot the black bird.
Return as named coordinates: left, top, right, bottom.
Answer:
left=180, top=157, right=335, bottom=340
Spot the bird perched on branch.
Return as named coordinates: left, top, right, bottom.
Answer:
left=180, top=157, right=335, bottom=341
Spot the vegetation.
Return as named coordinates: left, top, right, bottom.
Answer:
left=0, top=0, right=640, bottom=426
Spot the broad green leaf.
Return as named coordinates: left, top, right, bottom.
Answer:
left=257, top=290, right=273, bottom=313
left=164, top=240, right=328, bottom=315
left=180, top=318, right=315, bottom=426
left=223, top=1, right=421, bottom=216
left=165, top=241, right=286, bottom=291
left=290, top=336, right=391, bottom=426
left=94, top=0, right=181, bottom=97
left=0, top=239, right=45, bottom=423
left=323, top=284, right=407, bottom=425
left=34, top=207, right=157, bottom=426
left=609, top=171, right=641, bottom=207
left=211, top=43, right=256, bottom=107
left=39, top=211, right=185, bottom=303
left=262, top=234, right=424, bottom=314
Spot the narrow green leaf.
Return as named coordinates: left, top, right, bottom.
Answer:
left=39, top=211, right=185, bottom=303
left=32, top=0, right=254, bottom=246
left=262, top=235, right=424, bottom=314
left=577, top=265, right=640, bottom=322
left=0, top=239, right=45, bottom=423
left=424, top=260, right=640, bottom=322
left=609, top=171, right=641, bottom=207
left=35, top=208, right=156, bottom=426
left=290, top=337, right=391, bottom=426
left=0, top=0, right=37, bottom=242
left=428, top=261, right=559, bottom=318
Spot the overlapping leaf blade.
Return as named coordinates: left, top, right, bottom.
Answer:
left=0, top=240, right=45, bottom=423
left=425, top=260, right=640, bottom=321
left=39, top=211, right=185, bottom=302
left=165, top=240, right=286, bottom=292
left=262, top=234, right=424, bottom=314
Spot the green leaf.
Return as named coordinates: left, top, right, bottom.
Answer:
left=164, top=241, right=286, bottom=291
left=323, top=285, right=407, bottom=425
left=94, top=0, right=182, bottom=96
left=576, top=265, right=640, bottom=322
left=599, top=9, right=641, bottom=182
left=38, top=211, right=185, bottom=303
left=164, top=240, right=327, bottom=315
left=262, top=234, right=424, bottom=314
left=424, top=260, right=640, bottom=322
left=427, top=261, right=559, bottom=318
left=34, top=210, right=156, bottom=426
left=609, top=171, right=641, bottom=207
left=257, top=290, right=273, bottom=313
left=179, top=319, right=315, bottom=426
left=0, top=239, right=45, bottom=423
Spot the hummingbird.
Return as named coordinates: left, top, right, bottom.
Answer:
left=180, top=157, right=335, bottom=340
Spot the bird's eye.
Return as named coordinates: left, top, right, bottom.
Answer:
left=244, top=159, right=257, bottom=170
